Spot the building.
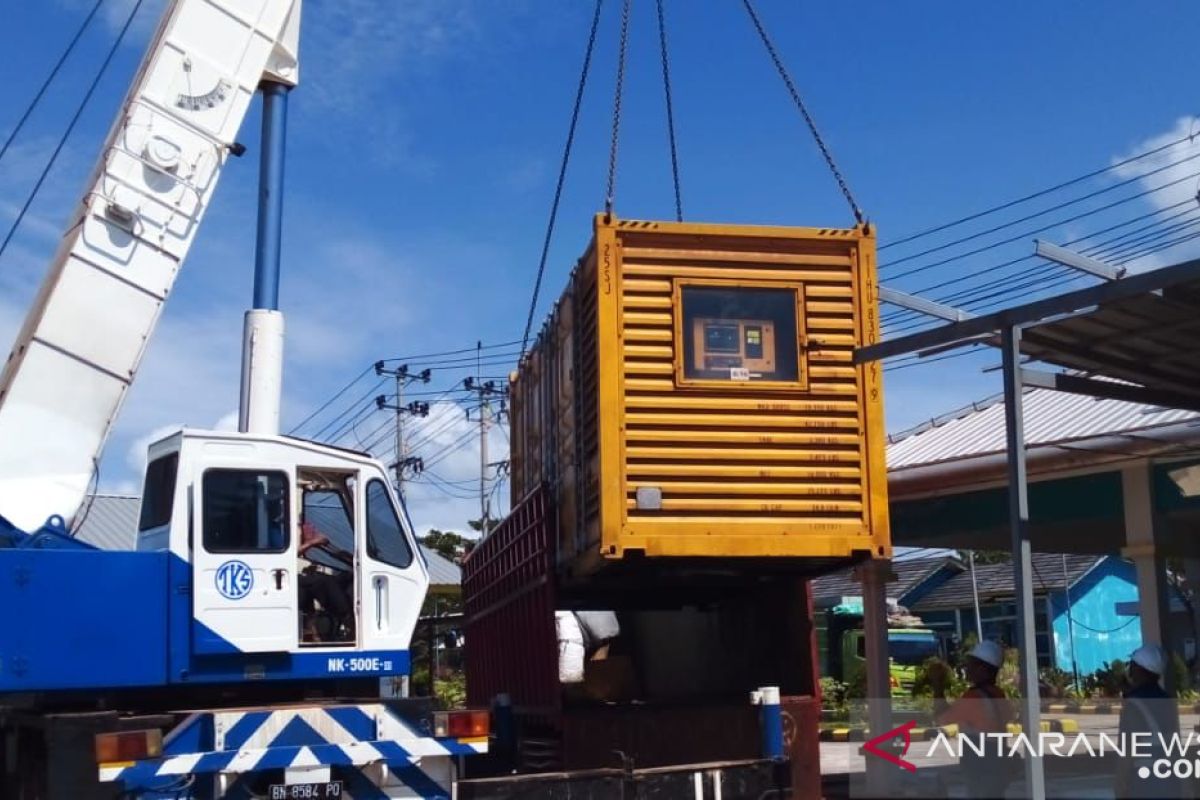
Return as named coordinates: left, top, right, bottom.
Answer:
left=813, top=552, right=1190, bottom=678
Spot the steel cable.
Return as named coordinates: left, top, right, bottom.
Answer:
left=520, top=0, right=605, bottom=357
left=741, top=0, right=864, bottom=224
left=605, top=0, right=633, bottom=217
left=655, top=0, right=683, bottom=221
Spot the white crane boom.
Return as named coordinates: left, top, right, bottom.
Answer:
left=0, top=0, right=301, bottom=532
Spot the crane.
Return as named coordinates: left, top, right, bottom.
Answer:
left=0, top=2, right=487, bottom=797
left=0, top=0, right=301, bottom=532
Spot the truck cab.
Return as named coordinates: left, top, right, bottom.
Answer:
left=843, top=627, right=941, bottom=696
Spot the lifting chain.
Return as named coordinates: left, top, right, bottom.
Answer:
left=605, top=0, right=633, bottom=219
left=741, top=0, right=865, bottom=226
left=522, top=0, right=606, bottom=356
left=656, top=0, right=683, bottom=222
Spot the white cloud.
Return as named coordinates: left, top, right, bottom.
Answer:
left=123, top=423, right=180, bottom=479
left=1110, top=117, right=1200, bottom=272
left=302, top=1, right=483, bottom=115
left=1112, top=117, right=1200, bottom=212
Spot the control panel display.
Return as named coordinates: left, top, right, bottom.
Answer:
left=676, top=282, right=803, bottom=386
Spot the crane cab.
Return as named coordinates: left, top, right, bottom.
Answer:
left=136, top=428, right=428, bottom=684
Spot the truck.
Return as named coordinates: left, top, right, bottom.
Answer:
left=0, top=2, right=489, bottom=797
left=817, top=599, right=941, bottom=696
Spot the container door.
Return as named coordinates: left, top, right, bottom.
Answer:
left=358, top=477, right=428, bottom=656
left=192, top=466, right=298, bottom=654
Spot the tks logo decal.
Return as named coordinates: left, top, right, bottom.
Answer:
left=215, top=560, right=254, bottom=600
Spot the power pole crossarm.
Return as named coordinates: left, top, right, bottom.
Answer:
left=374, top=362, right=430, bottom=493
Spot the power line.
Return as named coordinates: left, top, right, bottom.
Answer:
left=1117, top=227, right=1200, bottom=266
left=406, top=407, right=476, bottom=454
left=310, top=378, right=387, bottom=441
left=1079, top=202, right=1200, bottom=257
left=883, top=347, right=985, bottom=373
left=287, top=364, right=373, bottom=434
left=378, top=339, right=521, bottom=364
left=1100, top=215, right=1200, bottom=262
left=880, top=128, right=1199, bottom=251
left=0, top=0, right=148, bottom=261
left=883, top=166, right=1200, bottom=282
left=880, top=198, right=1200, bottom=330
left=0, top=0, right=105, bottom=164
left=407, top=354, right=522, bottom=370
left=883, top=197, right=1198, bottom=321
left=422, top=428, right=480, bottom=471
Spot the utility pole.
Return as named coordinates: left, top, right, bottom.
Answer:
left=1061, top=553, right=1080, bottom=691
left=464, top=373, right=506, bottom=538
left=968, top=549, right=983, bottom=642
left=480, top=395, right=489, bottom=535
left=375, top=361, right=430, bottom=495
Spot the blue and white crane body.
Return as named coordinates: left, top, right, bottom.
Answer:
left=0, top=1, right=485, bottom=797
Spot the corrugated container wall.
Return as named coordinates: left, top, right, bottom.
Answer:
left=510, top=215, right=890, bottom=577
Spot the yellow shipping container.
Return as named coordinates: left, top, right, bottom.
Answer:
left=509, top=214, right=890, bottom=578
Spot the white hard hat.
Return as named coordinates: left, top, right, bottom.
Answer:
left=969, top=640, right=1004, bottom=668
left=1130, top=644, right=1165, bottom=676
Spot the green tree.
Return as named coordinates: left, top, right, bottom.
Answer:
left=467, top=515, right=502, bottom=535
left=968, top=550, right=1011, bottom=565
left=420, top=529, right=476, bottom=562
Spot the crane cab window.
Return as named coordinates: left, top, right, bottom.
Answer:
left=201, top=470, right=289, bottom=553
left=673, top=280, right=807, bottom=390
left=138, top=452, right=178, bottom=539
left=365, top=479, right=414, bottom=569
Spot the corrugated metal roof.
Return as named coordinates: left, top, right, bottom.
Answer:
left=72, top=494, right=461, bottom=588
left=812, top=556, right=962, bottom=605
left=887, top=388, right=1199, bottom=472
left=911, top=553, right=1103, bottom=612
left=419, top=546, right=462, bottom=588
left=72, top=494, right=141, bottom=551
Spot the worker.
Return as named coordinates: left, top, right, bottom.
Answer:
left=931, top=640, right=1016, bottom=799
left=298, top=518, right=353, bottom=642
left=1115, top=644, right=1183, bottom=799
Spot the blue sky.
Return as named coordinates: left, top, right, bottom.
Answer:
left=3, top=0, right=1200, bottom=532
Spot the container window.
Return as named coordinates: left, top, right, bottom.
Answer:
left=202, top=469, right=289, bottom=553
left=139, top=452, right=178, bottom=533
left=676, top=283, right=803, bottom=386
left=365, top=479, right=414, bottom=569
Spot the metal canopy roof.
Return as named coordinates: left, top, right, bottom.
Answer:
left=856, top=256, right=1200, bottom=800
left=858, top=257, right=1200, bottom=411
left=1017, top=279, right=1200, bottom=401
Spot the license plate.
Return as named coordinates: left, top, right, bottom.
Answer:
left=267, top=782, right=343, bottom=799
